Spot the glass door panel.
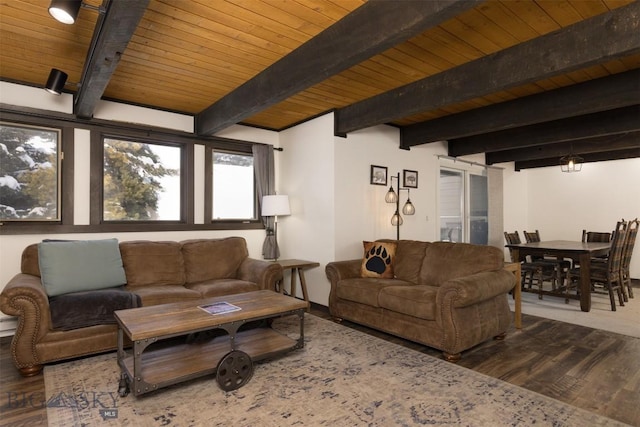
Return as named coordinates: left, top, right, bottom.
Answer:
left=439, top=169, right=463, bottom=242
left=469, top=174, right=488, bottom=244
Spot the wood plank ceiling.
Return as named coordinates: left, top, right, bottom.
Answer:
left=1, top=0, right=638, bottom=170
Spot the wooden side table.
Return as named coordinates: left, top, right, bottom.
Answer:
left=504, top=262, right=522, bottom=329
left=275, top=259, right=320, bottom=311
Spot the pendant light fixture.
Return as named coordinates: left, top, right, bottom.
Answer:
left=560, top=144, right=584, bottom=173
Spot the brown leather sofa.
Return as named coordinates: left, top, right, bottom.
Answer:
left=326, top=240, right=515, bottom=361
left=0, top=237, right=283, bottom=376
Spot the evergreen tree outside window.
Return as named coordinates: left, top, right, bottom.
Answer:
left=0, top=122, right=60, bottom=221
left=103, top=138, right=180, bottom=221
left=213, top=151, right=255, bottom=220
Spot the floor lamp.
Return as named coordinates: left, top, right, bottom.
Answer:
left=261, top=195, right=291, bottom=261
left=385, top=172, right=415, bottom=240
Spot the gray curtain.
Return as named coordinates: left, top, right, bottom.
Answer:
left=252, top=144, right=278, bottom=259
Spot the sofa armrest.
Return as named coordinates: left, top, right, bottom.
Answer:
left=237, top=258, right=283, bottom=292
left=0, top=273, right=52, bottom=370
left=325, top=260, right=361, bottom=284
left=326, top=260, right=361, bottom=314
left=437, top=269, right=515, bottom=309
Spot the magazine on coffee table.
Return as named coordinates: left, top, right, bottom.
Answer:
left=198, top=301, right=241, bottom=315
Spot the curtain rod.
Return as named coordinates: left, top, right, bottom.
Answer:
left=273, top=147, right=283, bottom=151
left=436, top=155, right=503, bottom=170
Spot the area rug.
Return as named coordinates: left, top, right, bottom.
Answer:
left=509, top=289, right=640, bottom=338
left=44, top=315, right=628, bottom=426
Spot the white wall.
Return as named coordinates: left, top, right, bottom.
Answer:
left=278, top=113, right=336, bottom=305
left=500, top=158, right=640, bottom=278
left=334, top=125, right=446, bottom=260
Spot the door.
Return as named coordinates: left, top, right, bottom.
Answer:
left=439, top=167, right=488, bottom=244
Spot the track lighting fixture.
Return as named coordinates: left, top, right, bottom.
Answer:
left=48, top=0, right=104, bottom=25
left=44, top=68, right=69, bottom=95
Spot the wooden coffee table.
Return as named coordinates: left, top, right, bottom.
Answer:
left=114, top=290, right=308, bottom=396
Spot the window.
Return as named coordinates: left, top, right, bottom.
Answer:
left=103, top=137, right=181, bottom=221
left=212, top=151, right=255, bottom=220
left=0, top=122, right=61, bottom=221
left=439, top=166, right=488, bottom=244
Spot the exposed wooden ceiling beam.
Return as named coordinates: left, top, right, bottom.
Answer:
left=485, top=132, right=640, bottom=165
left=514, top=148, right=640, bottom=171
left=448, top=105, right=640, bottom=157
left=73, top=0, right=150, bottom=119
left=195, top=0, right=481, bottom=136
left=335, top=1, right=640, bottom=136
left=401, top=69, right=640, bottom=148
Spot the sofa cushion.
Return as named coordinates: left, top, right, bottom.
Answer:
left=418, top=242, right=504, bottom=286
left=391, top=240, right=430, bottom=283
left=360, top=241, right=397, bottom=279
left=187, top=279, right=260, bottom=298
left=128, top=285, right=201, bottom=306
left=337, top=277, right=410, bottom=307
left=38, top=239, right=127, bottom=297
left=120, top=241, right=185, bottom=287
left=182, top=237, right=248, bottom=284
left=379, top=285, right=438, bottom=320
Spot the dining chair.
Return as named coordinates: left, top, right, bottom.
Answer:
left=620, top=218, right=638, bottom=301
left=568, top=230, right=613, bottom=273
left=566, top=221, right=627, bottom=311
left=582, top=230, right=612, bottom=243
left=504, top=231, right=556, bottom=299
left=523, top=230, right=571, bottom=292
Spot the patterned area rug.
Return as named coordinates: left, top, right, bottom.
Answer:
left=44, top=315, right=628, bottom=426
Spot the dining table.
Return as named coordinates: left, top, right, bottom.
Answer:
left=505, top=240, right=610, bottom=312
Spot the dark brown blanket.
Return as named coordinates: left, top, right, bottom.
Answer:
left=49, top=287, right=141, bottom=331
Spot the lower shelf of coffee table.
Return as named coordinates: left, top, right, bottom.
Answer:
left=120, top=327, right=298, bottom=392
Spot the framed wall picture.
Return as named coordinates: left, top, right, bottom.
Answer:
left=403, top=169, right=418, bottom=188
left=370, top=165, right=387, bottom=186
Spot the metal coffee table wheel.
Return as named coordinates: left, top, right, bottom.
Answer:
left=216, top=350, right=253, bottom=391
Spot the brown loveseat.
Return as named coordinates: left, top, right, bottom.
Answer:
left=326, top=240, right=515, bottom=361
left=0, top=237, right=282, bottom=376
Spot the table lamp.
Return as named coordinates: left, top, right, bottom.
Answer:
left=261, top=195, right=291, bottom=261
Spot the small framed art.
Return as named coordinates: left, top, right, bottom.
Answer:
left=403, top=169, right=418, bottom=188
left=370, top=165, right=387, bottom=186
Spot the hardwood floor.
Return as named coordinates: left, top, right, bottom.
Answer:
left=1, top=302, right=639, bottom=426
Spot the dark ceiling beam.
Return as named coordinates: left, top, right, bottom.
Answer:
left=514, top=148, right=640, bottom=171
left=335, top=1, right=640, bottom=136
left=448, top=105, right=640, bottom=157
left=195, top=0, right=482, bottom=136
left=73, top=0, right=150, bottom=119
left=485, top=132, right=640, bottom=165
left=401, top=69, right=640, bottom=148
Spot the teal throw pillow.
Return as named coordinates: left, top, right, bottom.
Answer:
left=38, top=238, right=127, bottom=297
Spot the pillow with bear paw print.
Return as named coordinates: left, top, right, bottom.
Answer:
left=360, top=241, right=397, bottom=279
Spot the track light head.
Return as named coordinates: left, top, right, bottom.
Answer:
left=44, top=68, right=69, bottom=95
left=48, top=0, right=82, bottom=24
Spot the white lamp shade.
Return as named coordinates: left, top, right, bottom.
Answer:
left=261, top=195, right=290, bottom=217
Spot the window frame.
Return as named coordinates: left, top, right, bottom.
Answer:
left=204, top=145, right=262, bottom=227
left=0, top=113, right=74, bottom=233
left=0, top=106, right=263, bottom=235
left=0, top=121, right=63, bottom=221
left=96, top=133, right=189, bottom=224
